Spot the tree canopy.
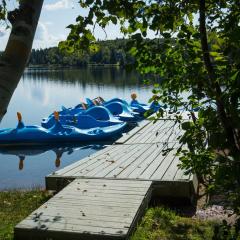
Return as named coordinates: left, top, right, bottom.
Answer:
left=60, top=0, right=240, bottom=213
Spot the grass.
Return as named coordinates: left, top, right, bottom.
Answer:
left=0, top=190, right=223, bottom=240
left=0, top=189, right=52, bottom=240
left=131, top=207, right=218, bottom=240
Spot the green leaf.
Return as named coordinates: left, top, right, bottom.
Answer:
left=181, top=121, right=192, bottom=130
left=231, top=71, right=240, bottom=81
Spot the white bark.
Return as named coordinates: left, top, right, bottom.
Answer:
left=0, top=0, right=44, bottom=122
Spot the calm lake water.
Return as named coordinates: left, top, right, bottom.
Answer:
left=0, top=67, right=152, bottom=190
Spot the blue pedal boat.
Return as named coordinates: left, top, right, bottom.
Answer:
left=130, top=99, right=150, bottom=113
left=42, top=106, right=122, bottom=129
left=104, top=101, right=138, bottom=121
left=86, top=98, right=139, bottom=122
left=0, top=113, right=127, bottom=147
left=92, top=96, right=152, bottom=115
left=89, top=97, right=139, bottom=112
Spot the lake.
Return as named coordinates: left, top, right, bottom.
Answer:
left=0, top=67, right=153, bottom=190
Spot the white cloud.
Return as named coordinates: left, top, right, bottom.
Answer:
left=44, top=0, right=73, bottom=11
left=0, top=23, right=66, bottom=50
left=34, top=22, right=66, bottom=48
left=35, top=22, right=50, bottom=41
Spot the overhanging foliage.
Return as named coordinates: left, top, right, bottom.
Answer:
left=61, top=0, right=240, bottom=211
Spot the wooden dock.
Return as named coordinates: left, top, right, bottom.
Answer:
left=14, top=117, right=198, bottom=240
left=46, top=119, right=197, bottom=199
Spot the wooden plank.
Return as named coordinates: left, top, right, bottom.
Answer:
left=45, top=174, right=152, bottom=192
left=128, top=121, right=167, bottom=144
left=88, top=145, right=144, bottom=178
left=148, top=121, right=181, bottom=143
left=65, top=146, right=123, bottom=173
left=69, top=178, right=151, bottom=187
left=134, top=142, right=175, bottom=180
left=115, top=120, right=151, bottom=144
left=25, top=208, right=133, bottom=222
left=24, top=210, right=133, bottom=223
left=116, top=144, right=157, bottom=178
left=49, top=195, right=145, bottom=204
left=39, top=202, right=141, bottom=212
left=127, top=120, right=183, bottom=144
left=52, top=145, right=114, bottom=176
left=126, top=120, right=166, bottom=144
left=58, top=144, right=131, bottom=177
left=50, top=190, right=149, bottom=199
left=64, top=183, right=150, bottom=192
left=27, top=201, right=142, bottom=216
left=121, top=121, right=155, bottom=144
left=15, top=179, right=152, bottom=240
left=69, top=178, right=152, bottom=188
left=150, top=147, right=178, bottom=180
left=79, top=144, right=140, bottom=177
left=126, top=143, right=167, bottom=179
left=159, top=111, right=195, bottom=120
left=38, top=203, right=138, bottom=216
left=97, top=144, right=147, bottom=178
left=16, top=221, right=129, bottom=235
left=20, top=217, right=132, bottom=230
left=174, top=169, right=190, bottom=181
left=161, top=154, right=180, bottom=180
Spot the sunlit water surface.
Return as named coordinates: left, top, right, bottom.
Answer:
left=0, top=67, right=152, bottom=189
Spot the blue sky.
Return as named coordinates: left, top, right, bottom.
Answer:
left=0, top=0, right=124, bottom=50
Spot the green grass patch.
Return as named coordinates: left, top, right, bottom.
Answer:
left=131, top=207, right=217, bottom=240
left=0, top=189, right=51, bottom=240
left=0, top=191, right=230, bottom=240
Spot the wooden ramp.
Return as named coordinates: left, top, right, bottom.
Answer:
left=15, top=179, right=152, bottom=240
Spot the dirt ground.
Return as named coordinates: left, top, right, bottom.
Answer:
left=151, top=184, right=238, bottom=225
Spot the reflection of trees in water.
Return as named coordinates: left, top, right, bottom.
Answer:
left=22, top=68, right=148, bottom=87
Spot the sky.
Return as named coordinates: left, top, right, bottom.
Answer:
left=0, top=0, right=125, bottom=50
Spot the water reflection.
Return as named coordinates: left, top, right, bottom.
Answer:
left=0, top=144, right=105, bottom=171
left=23, top=67, right=144, bottom=87
left=19, top=156, right=25, bottom=170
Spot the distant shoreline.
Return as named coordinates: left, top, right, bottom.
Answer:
left=27, top=63, right=122, bottom=69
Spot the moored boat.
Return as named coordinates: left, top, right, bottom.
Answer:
left=86, top=98, right=141, bottom=121
left=42, top=106, right=122, bottom=129
left=0, top=112, right=127, bottom=147
left=91, top=94, right=161, bottom=115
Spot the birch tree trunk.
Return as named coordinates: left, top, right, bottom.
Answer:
left=0, top=0, right=43, bottom=122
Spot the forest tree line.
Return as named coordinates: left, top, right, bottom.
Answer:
left=28, top=39, right=135, bottom=67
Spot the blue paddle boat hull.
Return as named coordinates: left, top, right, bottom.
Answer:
left=0, top=122, right=127, bottom=147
